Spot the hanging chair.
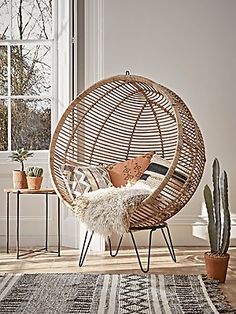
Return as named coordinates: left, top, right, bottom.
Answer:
left=49, top=73, right=206, bottom=272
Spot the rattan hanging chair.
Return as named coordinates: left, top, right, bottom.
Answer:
left=49, top=73, right=206, bottom=271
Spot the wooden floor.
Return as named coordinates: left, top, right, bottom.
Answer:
left=0, top=246, right=236, bottom=309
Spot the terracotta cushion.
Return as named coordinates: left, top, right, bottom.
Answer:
left=106, top=152, right=154, bottom=187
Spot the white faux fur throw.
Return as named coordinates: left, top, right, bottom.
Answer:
left=72, top=182, right=152, bottom=238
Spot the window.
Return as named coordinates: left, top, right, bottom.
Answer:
left=0, top=0, right=56, bottom=151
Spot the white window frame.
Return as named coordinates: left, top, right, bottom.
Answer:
left=0, top=0, right=59, bottom=163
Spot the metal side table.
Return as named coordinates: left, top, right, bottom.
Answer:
left=4, top=188, right=61, bottom=259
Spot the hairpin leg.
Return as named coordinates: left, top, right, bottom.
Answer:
left=79, top=230, right=94, bottom=267
left=161, top=225, right=176, bottom=262
left=129, top=228, right=155, bottom=273
left=108, top=236, right=123, bottom=257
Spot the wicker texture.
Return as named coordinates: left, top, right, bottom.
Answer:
left=49, top=75, right=206, bottom=228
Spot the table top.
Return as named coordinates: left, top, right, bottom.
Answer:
left=4, top=188, right=56, bottom=194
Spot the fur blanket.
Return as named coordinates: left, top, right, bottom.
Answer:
left=72, top=182, right=152, bottom=237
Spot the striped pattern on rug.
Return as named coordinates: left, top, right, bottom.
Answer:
left=0, top=273, right=235, bottom=314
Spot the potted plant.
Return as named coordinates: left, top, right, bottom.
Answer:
left=9, top=148, right=34, bottom=189
left=203, top=158, right=231, bottom=283
left=26, top=167, right=44, bottom=190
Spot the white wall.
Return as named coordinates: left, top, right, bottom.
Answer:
left=103, top=0, right=236, bottom=246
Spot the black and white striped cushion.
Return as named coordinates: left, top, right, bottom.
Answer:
left=138, top=154, right=187, bottom=189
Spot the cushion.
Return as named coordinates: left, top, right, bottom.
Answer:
left=62, top=163, right=113, bottom=197
left=138, top=154, right=188, bottom=190
left=105, top=151, right=154, bottom=187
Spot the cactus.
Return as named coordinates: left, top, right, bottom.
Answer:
left=34, top=167, right=43, bottom=177
left=203, top=158, right=231, bottom=255
left=26, top=167, right=34, bottom=176
left=26, top=167, right=43, bottom=177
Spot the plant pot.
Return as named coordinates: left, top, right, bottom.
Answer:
left=27, top=177, right=43, bottom=190
left=12, top=170, right=28, bottom=189
left=204, top=252, right=230, bottom=283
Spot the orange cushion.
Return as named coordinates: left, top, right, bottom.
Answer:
left=106, top=152, right=154, bottom=187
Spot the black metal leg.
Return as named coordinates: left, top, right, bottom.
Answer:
left=45, top=193, right=48, bottom=251
left=108, top=236, right=123, bottom=257
left=79, top=230, right=94, bottom=267
left=16, top=191, right=20, bottom=259
left=57, top=197, right=61, bottom=257
left=6, top=192, right=10, bottom=253
left=161, top=225, right=176, bottom=262
left=130, top=229, right=155, bottom=273
left=8, top=190, right=61, bottom=259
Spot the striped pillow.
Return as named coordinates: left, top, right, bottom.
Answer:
left=62, top=163, right=113, bottom=197
left=138, top=154, right=187, bottom=190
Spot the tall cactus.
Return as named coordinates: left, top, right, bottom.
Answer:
left=204, top=158, right=231, bottom=255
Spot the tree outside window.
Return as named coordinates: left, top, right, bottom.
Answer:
left=0, top=0, right=54, bottom=151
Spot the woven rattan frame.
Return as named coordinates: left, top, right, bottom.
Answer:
left=49, top=74, right=206, bottom=228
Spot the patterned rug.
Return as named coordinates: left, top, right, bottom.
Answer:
left=0, top=273, right=235, bottom=313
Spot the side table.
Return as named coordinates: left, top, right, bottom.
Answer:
left=4, top=188, right=61, bottom=259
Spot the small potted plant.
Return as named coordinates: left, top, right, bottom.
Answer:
left=26, top=167, right=44, bottom=190
left=9, top=148, right=34, bottom=189
left=203, top=158, right=231, bottom=283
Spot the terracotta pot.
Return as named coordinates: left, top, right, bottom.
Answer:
left=27, top=177, right=43, bottom=190
left=13, top=170, right=28, bottom=189
left=204, top=252, right=230, bottom=283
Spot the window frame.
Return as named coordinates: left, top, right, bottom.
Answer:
left=0, top=0, right=58, bottom=158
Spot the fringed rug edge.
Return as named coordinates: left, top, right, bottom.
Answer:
left=202, top=274, right=236, bottom=314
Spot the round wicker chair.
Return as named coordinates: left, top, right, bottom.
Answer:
left=49, top=74, right=206, bottom=271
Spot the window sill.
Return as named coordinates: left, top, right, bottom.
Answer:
left=0, top=150, right=49, bottom=166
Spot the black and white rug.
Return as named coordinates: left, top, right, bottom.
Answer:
left=0, top=273, right=235, bottom=313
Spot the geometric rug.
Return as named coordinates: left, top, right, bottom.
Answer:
left=0, top=273, right=235, bottom=313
